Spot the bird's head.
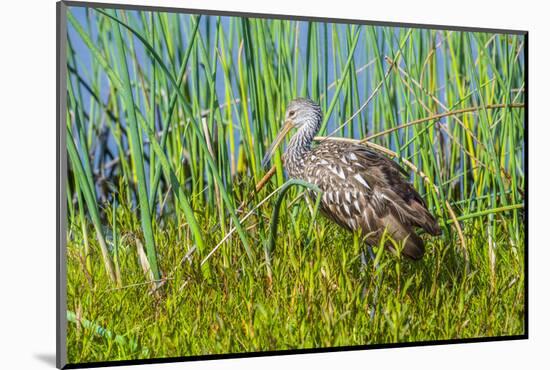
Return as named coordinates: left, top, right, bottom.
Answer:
left=284, top=98, right=322, bottom=129
left=261, top=98, right=322, bottom=168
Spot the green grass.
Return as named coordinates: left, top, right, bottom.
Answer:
left=66, top=198, right=524, bottom=362
left=64, top=5, right=525, bottom=364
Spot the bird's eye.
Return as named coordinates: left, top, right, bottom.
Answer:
left=289, top=110, right=296, bottom=118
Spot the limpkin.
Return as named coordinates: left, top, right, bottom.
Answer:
left=262, top=98, right=441, bottom=260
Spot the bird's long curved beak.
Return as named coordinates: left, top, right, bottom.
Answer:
left=261, top=120, right=294, bottom=168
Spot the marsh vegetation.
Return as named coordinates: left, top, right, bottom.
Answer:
left=65, top=6, right=525, bottom=363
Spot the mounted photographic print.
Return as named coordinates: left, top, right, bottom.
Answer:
left=56, top=1, right=527, bottom=368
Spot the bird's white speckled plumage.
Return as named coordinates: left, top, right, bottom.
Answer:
left=272, top=98, right=441, bottom=259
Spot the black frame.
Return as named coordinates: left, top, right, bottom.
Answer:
left=56, top=1, right=529, bottom=368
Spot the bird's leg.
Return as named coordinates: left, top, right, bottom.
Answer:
left=360, top=250, right=368, bottom=270
left=367, top=245, right=376, bottom=261
left=360, top=247, right=369, bottom=299
left=360, top=244, right=381, bottom=321
left=370, top=246, right=381, bottom=320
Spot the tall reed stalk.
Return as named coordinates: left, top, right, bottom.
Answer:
left=65, top=6, right=524, bottom=288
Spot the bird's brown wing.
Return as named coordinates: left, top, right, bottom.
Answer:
left=301, top=142, right=440, bottom=259
left=349, top=144, right=441, bottom=236
left=306, top=142, right=440, bottom=233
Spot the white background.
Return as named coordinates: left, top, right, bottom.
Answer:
left=0, top=0, right=546, bottom=368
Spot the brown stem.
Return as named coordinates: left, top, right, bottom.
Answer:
left=361, top=103, right=524, bottom=143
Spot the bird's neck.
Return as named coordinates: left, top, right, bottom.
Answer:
left=286, top=117, right=320, bottom=165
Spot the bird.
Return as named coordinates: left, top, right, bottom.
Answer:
left=261, top=98, right=441, bottom=260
